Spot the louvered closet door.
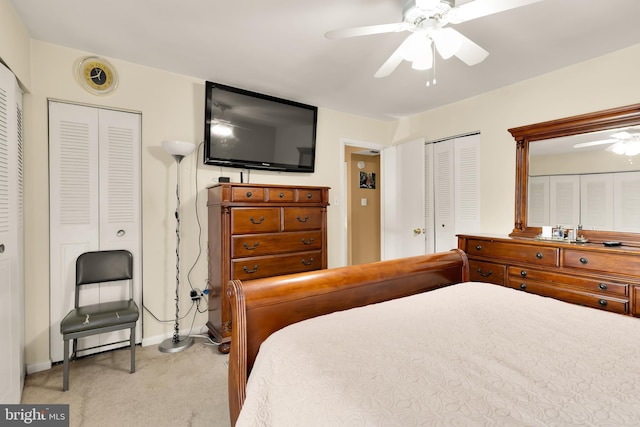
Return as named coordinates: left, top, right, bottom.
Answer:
left=0, top=62, right=24, bottom=404
left=49, top=102, right=141, bottom=363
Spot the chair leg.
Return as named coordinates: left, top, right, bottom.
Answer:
left=130, top=327, right=136, bottom=374
left=63, top=338, right=70, bottom=391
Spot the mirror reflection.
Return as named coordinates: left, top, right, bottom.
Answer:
left=528, top=125, right=640, bottom=232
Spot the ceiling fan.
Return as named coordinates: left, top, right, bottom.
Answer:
left=573, top=130, right=640, bottom=156
left=325, top=0, right=543, bottom=82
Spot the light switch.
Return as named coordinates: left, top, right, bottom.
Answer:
left=361, top=198, right=367, bottom=206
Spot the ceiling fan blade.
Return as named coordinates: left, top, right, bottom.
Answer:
left=374, top=36, right=412, bottom=78
left=325, top=22, right=406, bottom=39
left=451, top=30, right=489, bottom=66
left=573, top=139, right=617, bottom=149
left=448, top=0, right=543, bottom=24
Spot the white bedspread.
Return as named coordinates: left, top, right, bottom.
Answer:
left=237, top=282, right=640, bottom=426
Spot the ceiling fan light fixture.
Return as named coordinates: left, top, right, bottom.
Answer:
left=431, top=27, right=462, bottom=59
left=400, top=32, right=430, bottom=62
left=412, top=50, right=434, bottom=70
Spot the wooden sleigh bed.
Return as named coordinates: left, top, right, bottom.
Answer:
left=227, top=250, right=640, bottom=426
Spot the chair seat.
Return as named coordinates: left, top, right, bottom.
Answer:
left=61, top=300, right=139, bottom=335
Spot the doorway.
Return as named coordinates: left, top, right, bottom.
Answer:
left=342, top=140, right=384, bottom=266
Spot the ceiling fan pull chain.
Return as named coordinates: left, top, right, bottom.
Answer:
left=427, top=47, right=437, bottom=87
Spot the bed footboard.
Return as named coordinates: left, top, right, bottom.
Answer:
left=227, top=249, right=469, bottom=425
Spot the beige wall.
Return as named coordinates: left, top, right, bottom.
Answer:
left=4, top=0, right=640, bottom=369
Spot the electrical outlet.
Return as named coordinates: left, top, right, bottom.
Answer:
left=190, top=289, right=200, bottom=302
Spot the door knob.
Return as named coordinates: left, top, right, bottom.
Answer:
left=413, top=228, right=422, bottom=235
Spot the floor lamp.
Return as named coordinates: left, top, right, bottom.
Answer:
left=159, top=140, right=196, bottom=353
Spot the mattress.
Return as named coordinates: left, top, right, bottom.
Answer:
left=236, top=282, right=640, bottom=426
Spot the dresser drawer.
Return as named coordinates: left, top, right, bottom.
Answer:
left=231, top=231, right=323, bottom=258
left=283, top=207, right=323, bottom=231
left=296, top=188, right=323, bottom=203
left=469, top=260, right=506, bottom=285
left=507, top=278, right=629, bottom=314
left=232, top=251, right=322, bottom=280
left=563, top=249, right=640, bottom=277
left=508, top=266, right=628, bottom=297
left=231, top=208, right=280, bottom=234
left=267, top=188, right=296, bottom=202
left=231, top=186, right=265, bottom=202
left=467, top=239, right=558, bottom=267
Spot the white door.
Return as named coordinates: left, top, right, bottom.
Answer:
left=392, top=138, right=427, bottom=258
left=49, top=102, right=141, bottom=363
left=387, top=134, right=481, bottom=256
left=581, top=173, right=613, bottom=231
left=549, top=175, right=580, bottom=228
left=0, top=62, right=24, bottom=404
left=614, top=171, right=640, bottom=232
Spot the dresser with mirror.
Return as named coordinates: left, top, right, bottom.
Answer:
left=459, top=103, right=640, bottom=317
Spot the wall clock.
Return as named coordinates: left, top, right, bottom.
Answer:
left=76, top=56, right=118, bottom=95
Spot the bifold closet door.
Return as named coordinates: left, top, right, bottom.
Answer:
left=49, top=102, right=141, bottom=363
left=0, top=61, right=24, bottom=404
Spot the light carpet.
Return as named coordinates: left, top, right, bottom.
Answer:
left=21, top=337, right=230, bottom=427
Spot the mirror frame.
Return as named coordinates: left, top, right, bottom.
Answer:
left=508, top=102, right=640, bottom=245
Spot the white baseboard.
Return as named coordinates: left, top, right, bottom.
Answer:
left=26, top=360, right=52, bottom=375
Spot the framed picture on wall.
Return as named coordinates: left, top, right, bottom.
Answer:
left=360, top=172, right=376, bottom=189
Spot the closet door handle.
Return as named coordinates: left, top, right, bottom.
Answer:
left=116, top=229, right=125, bottom=237
left=0, top=243, right=4, bottom=253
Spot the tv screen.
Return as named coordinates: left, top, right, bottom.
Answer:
left=204, top=81, right=318, bottom=173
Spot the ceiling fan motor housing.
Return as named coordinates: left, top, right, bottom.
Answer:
left=403, top=0, right=454, bottom=25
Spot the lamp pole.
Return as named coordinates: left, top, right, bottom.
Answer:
left=159, top=141, right=195, bottom=353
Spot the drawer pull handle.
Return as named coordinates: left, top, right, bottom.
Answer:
left=279, top=192, right=285, bottom=198
left=250, top=216, right=265, bottom=224
left=301, top=258, right=315, bottom=266
left=243, top=242, right=259, bottom=250
left=246, top=191, right=252, bottom=198
left=520, top=270, right=527, bottom=277
left=536, top=252, right=543, bottom=259
left=296, top=215, right=310, bottom=223
left=476, top=268, right=493, bottom=278
left=598, top=299, right=608, bottom=307
left=475, top=245, right=482, bottom=251
left=306, top=193, right=313, bottom=199
left=520, top=283, right=527, bottom=290
left=579, top=257, right=588, bottom=264
left=302, top=237, right=315, bottom=245
left=243, top=264, right=259, bottom=274
left=598, top=283, right=608, bottom=291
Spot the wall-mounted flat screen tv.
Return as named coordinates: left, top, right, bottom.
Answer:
left=203, top=81, right=318, bottom=173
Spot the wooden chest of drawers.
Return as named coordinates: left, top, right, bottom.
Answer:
left=207, top=183, right=329, bottom=352
left=459, top=234, right=640, bottom=317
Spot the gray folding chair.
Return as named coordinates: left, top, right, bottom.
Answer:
left=60, top=250, right=139, bottom=391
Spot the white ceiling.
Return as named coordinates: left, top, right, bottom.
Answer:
left=10, top=0, right=640, bottom=121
